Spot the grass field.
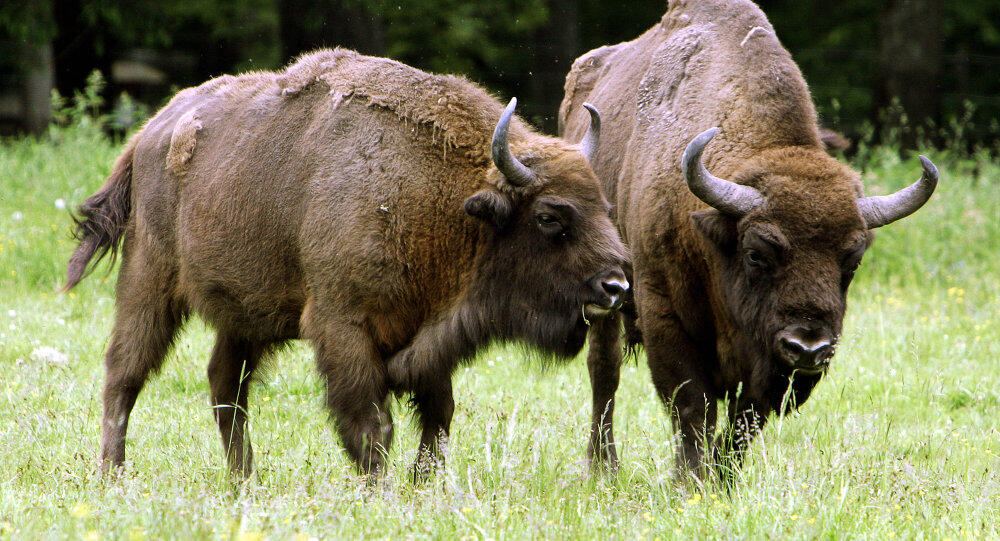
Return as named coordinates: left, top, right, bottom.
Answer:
left=1, top=123, right=998, bottom=539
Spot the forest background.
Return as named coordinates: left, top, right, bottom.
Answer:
left=2, top=0, right=999, bottom=152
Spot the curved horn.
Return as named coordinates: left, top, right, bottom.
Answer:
left=580, top=103, right=601, bottom=162
left=491, top=97, right=536, bottom=187
left=857, top=155, right=938, bottom=229
left=682, top=128, right=763, bottom=216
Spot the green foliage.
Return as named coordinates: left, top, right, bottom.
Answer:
left=150, top=0, right=282, bottom=72
left=761, top=0, right=1000, bottom=146
left=946, top=1, right=1000, bottom=45
left=49, top=70, right=108, bottom=137
left=0, top=0, right=55, bottom=45
left=47, top=70, right=148, bottom=136
left=5, top=0, right=1000, bottom=146
left=372, top=0, right=548, bottom=76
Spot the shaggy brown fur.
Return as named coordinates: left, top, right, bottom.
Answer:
left=67, top=49, right=628, bottom=478
left=559, top=0, right=929, bottom=479
left=818, top=127, right=851, bottom=153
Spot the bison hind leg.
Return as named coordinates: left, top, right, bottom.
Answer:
left=100, top=251, right=185, bottom=473
left=207, top=333, right=273, bottom=478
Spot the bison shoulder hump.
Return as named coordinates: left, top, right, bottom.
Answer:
left=276, top=48, right=504, bottom=162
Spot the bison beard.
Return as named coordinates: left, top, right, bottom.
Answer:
left=559, top=0, right=937, bottom=481
left=66, top=49, right=629, bottom=480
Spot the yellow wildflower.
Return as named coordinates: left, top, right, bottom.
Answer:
left=71, top=504, right=90, bottom=519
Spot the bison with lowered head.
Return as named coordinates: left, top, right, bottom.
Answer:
left=559, top=0, right=937, bottom=478
left=66, top=49, right=629, bottom=478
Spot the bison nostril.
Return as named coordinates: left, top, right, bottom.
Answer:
left=781, top=336, right=833, bottom=365
left=601, top=278, right=629, bottom=298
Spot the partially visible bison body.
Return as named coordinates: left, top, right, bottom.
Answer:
left=818, top=127, right=851, bottom=154
left=559, top=0, right=936, bottom=479
left=67, top=49, right=629, bottom=478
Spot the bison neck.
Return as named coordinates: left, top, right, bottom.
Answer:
left=389, top=287, right=589, bottom=384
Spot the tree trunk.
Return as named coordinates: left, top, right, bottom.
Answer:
left=876, top=0, right=943, bottom=144
left=529, top=0, right=580, bottom=133
left=279, top=0, right=386, bottom=61
left=21, top=42, right=54, bottom=135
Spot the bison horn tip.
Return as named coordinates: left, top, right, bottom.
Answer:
left=858, top=155, right=938, bottom=228
left=491, top=97, right=536, bottom=187
left=919, top=155, right=939, bottom=184
left=580, top=103, right=601, bottom=162
left=681, top=128, right=719, bottom=174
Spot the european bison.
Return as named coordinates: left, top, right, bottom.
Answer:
left=67, top=49, right=629, bottom=478
left=559, top=0, right=937, bottom=478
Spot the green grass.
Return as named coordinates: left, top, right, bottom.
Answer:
left=1, top=125, right=999, bottom=540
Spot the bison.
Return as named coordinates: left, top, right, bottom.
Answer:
left=559, top=0, right=937, bottom=479
left=66, top=49, right=629, bottom=478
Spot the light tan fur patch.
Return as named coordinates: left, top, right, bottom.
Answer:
left=166, top=109, right=202, bottom=174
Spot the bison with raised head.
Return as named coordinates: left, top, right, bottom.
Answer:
left=559, top=0, right=937, bottom=478
left=67, top=49, right=629, bottom=478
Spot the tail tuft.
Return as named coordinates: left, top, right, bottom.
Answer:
left=64, top=140, right=136, bottom=290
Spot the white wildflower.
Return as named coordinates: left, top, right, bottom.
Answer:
left=31, top=346, right=68, bottom=365
left=55, top=198, right=66, bottom=210
left=11, top=212, right=22, bottom=221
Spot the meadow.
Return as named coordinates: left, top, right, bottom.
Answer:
left=1, top=117, right=998, bottom=539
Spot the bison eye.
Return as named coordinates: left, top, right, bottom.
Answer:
left=535, top=212, right=567, bottom=238
left=745, top=250, right=766, bottom=268
left=842, top=263, right=859, bottom=284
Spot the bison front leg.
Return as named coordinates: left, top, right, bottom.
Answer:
left=585, top=312, right=624, bottom=471
left=643, top=313, right=719, bottom=481
left=715, top=398, right=768, bottom=483
left=385, top=327, right=462, bottom=481
left=312, top=323, right=393, bottom=478
left=411, top=377, right=455, bottom=480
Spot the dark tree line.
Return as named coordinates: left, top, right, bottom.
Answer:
left=2, top=0, right=999, bottom=148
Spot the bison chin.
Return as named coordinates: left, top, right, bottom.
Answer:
left=495, top=268, right=627, bottom=361
left=728, top=318, right=831, bottom=413
left=765, top=369, right=825, bottom=415
left=742, top=333, right=829, bottom=413
left=524, top=277, right=628, bottom=359
left=516, top=305, right=592, bottom=360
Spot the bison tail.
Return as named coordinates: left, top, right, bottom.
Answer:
left=64, top=138, right=137, bottom=290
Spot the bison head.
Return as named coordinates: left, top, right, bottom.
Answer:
left=463, top=98, right=630, bottom=357
left=682, top=128, right=937, bottom=377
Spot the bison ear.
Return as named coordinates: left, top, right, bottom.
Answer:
left=692, top=209, right=737, bottom=250
left=464, top=189, right=512, bottom=229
